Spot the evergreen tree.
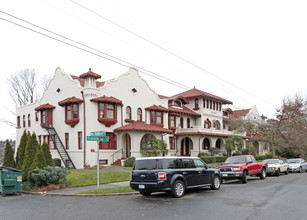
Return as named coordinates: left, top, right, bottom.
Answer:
left=3, top=140, right=16, bottom=168
left=28, top=146, right=46, bottom=180
left=16, top=130, right=28, bottom=169
left=41, top=142, right=54, bottom=167
left=22, top=132, right=39, bottom=180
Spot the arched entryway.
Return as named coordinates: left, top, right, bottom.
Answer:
left=181, top=137, right=193, bottom=156
left=123, top=133, right=131, bottom=158
left=215, top=138, right=222, bottom=149
left=202, top=138, right=211, bottom=150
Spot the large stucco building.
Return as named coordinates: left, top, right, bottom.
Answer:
left=15, top=67, right=267, bottom=168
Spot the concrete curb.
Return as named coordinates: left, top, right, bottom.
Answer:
left=22, top=190, right=139, bottom=197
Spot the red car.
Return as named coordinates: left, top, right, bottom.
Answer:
left=217, top=155, right=268, bottom=184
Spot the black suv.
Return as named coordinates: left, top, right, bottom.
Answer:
left=130, top=157, right=221, bottom=198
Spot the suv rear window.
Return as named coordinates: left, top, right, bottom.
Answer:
left=134, top=159, right=158, bottom=170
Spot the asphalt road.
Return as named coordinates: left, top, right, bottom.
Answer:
left=1, top=172, right=307, bottom=220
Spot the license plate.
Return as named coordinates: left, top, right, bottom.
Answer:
left=222, top=174, right=228, bottom=177
left=139, top=185, right=145, bottom=189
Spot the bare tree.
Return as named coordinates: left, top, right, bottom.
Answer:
left=40, top=73, right=53, bottom=92
left=7, top=68, right=38, bottom=106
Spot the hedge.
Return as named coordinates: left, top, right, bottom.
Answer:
left=199, top=156, right=228, bottom=164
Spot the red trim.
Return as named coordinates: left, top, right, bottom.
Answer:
left=35, top=103, right=55, bottom=111
left=35, top=112, right=39, bottom=121
left=150, top=110, right=163, bottom=125
left=97, top=102, right=118, bottom=127
left=81, top=91, right=86, bottom=167
left=126, top=106, right=131, bottom=120
left=78, top=131, right=82, bottom=150
left=91, top=95, right=123, bottom=106
left=114, top=121, right=172, bottom=134
left=65, top=133, right=69, bottom=149
left=28, top=114, right=31, bottom=127
left=137, top=108, right=142, bottom=121
left=79, top=68, right=101, bottom=79
left=169, top=115, right=176, bottom=129
left=17, top=116, right=20, bottom=128
left=64, top=103, right=80, bottom=127
left=145, top=105, right=169, bottom=112
left=58, top=96, right=83, bottom=106
left=187, top=118, right=190, bottom=128
left=23, top=115, right=25, bottom=128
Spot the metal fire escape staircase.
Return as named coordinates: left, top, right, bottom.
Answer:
left=44, top=127, right=76, bottom=169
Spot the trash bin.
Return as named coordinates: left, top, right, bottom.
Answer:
left=0, top=166, right=24, bottom=196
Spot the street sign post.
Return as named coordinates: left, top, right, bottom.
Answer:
left=86, top=132, right=108, bottom=189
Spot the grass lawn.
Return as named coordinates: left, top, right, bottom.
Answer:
left=78, top=186, right=135, bottom=194
left=123, top=167, right=133, bottom=170
left=66, top=170, right=131, bottom=187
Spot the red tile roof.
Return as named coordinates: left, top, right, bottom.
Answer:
left=114, top=121, right=172, bottom=134
left=168, top=105, right=201, bottom=117
left=232, top=109, right=251, bottom=118
left=71, top=75, right=105, bottom=88
left=145, top=105, right=169, bottom=112
left=170, top=88, right=232, bottom=104
left=90, top=95, right=123, bottom=106
left=58, top=96, right=83, bottom=106
left=79, top=68, right=101, bottom=79
left=158, top=94, right=169, bottom=99
left=35, top=103, right=56, bottom=111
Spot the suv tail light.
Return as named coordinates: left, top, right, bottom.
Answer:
left=158, top=172, right=166, bottom=180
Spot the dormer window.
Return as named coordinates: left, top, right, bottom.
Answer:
left=150, top=111, right=163, bottom=125
left=137, top=108, right=142, bottom=121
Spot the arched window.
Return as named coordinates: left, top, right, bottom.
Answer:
left=137, top=108, right=142, bottom=121
left=126, top=106, right=131, bottom=120
left=187, top=118, right=190, bottom=128
left=28, top=114, right=31, bottom=127
left=214, top=120, right=221, bottom=130
left=23, top=115, right=26, bottom=127
left=204, top=118, right=211, bottom=129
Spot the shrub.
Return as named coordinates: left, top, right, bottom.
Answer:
left=42, top=142, right=54, bottom=167
left=53, top=158, right=62, bottom=167
left=16, top=130, right=28, bottom=169
left=31, top=166, right=68, bottom=187
left=199, top=156, right=228, bottom=164
left=124, top=157, right=135, bottom=167
left=198, top=152, right=208, bottom=157
left=22, top=132, right=39, bottom=181
left=3, top=140, right=16, bottom=168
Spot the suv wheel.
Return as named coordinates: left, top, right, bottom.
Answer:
left=172, top=180, right=185, bottom=198
left=210, top=175, right=221, bottom=190
left=140, top=190, right=152, bottom=196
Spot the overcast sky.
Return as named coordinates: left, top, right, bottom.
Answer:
left=1, top=0, right=307, bottom=140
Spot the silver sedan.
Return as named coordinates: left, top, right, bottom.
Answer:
left=286, top=158, right=307, bottom=173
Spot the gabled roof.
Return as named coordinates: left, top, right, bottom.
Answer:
left=169, top=88, right=232, bottom=104
left=232, top=109, right=251, bottom=118
left=71, top=75, right=105, bottom=88
left=58, top=96, right=83, bottom=106
left=114, top=121, right=172, bottom=134
left=35, top=103, right=55, bottom=111
left=145, top=105, right=169, bottom=112
left=168, top=105, right=201, bottom=117
left=79, top=68, right=101, bottom=79
left=90, top=95, right=123, bottom=106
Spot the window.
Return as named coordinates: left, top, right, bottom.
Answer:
left=99, top=103, right=115, bottom=119
left=193, top=159, right=206, bottom=168
left=187, top=118, right=190, bottom=128
left=204, top=118, right=211, bottom=129
left=213, top=101, right=215, bottom=110
left=150, top=111, right=163, bottom=125
left=41, top=111, right=46, bottom=124
left=49, top=135, right=55, bottom=150
left=219, top=103, right=221, bottom=111
left=23, top=115, right=26, bottom=127
left=214, top=120, right=221, bottom=130
left=78, top=131, right=82, bottom=149
left=210, top=100, right=212, bottom=109
left=247, top=156, right=253, bottom=163
left=169, top=137, right=175, bottom=150
left=99, top=132, right=117, bottom=149
left=28, top=114, right=31, bottom=127
left=126, top=106, right=131, bottom=120
left=17, top=116, right=20, bottom=128
left=203, top=98, right=206, bottom=108
left=180, top=117, right=184, bottom=128
left=207, top=99, right=209, bottom=108
left=36, top=112, right=39, bottom=121
left=65, top=133, right=69, bottom=149
left=194, top=98, right=199, bottom=109
left=137, top=108, right=142, bottom=121
left=65, top=103, right=78, bottom=120
left=169, top=115, right=176, bottom=128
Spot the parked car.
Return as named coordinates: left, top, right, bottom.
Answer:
left=130, top=157, right=221, bottom=198
left=286, top=158, right=307, bottom=173
left=263, top=159, right=289, bottom=176
left=217, top=155, right=268, bottom=184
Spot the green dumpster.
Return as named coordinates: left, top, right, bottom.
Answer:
left=0, top=166, right=24, bottom=196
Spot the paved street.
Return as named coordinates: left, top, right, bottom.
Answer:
left=1, top=172, right=307, bottom=220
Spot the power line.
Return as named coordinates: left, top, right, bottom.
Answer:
left=69, top=0, right=275, bottom=106
left=0, top=11, right=190, bottom=90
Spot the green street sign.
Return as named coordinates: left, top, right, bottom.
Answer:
left=90, top=131, right=106, bottom=136
left=87, top=136, right=109, bottom=142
